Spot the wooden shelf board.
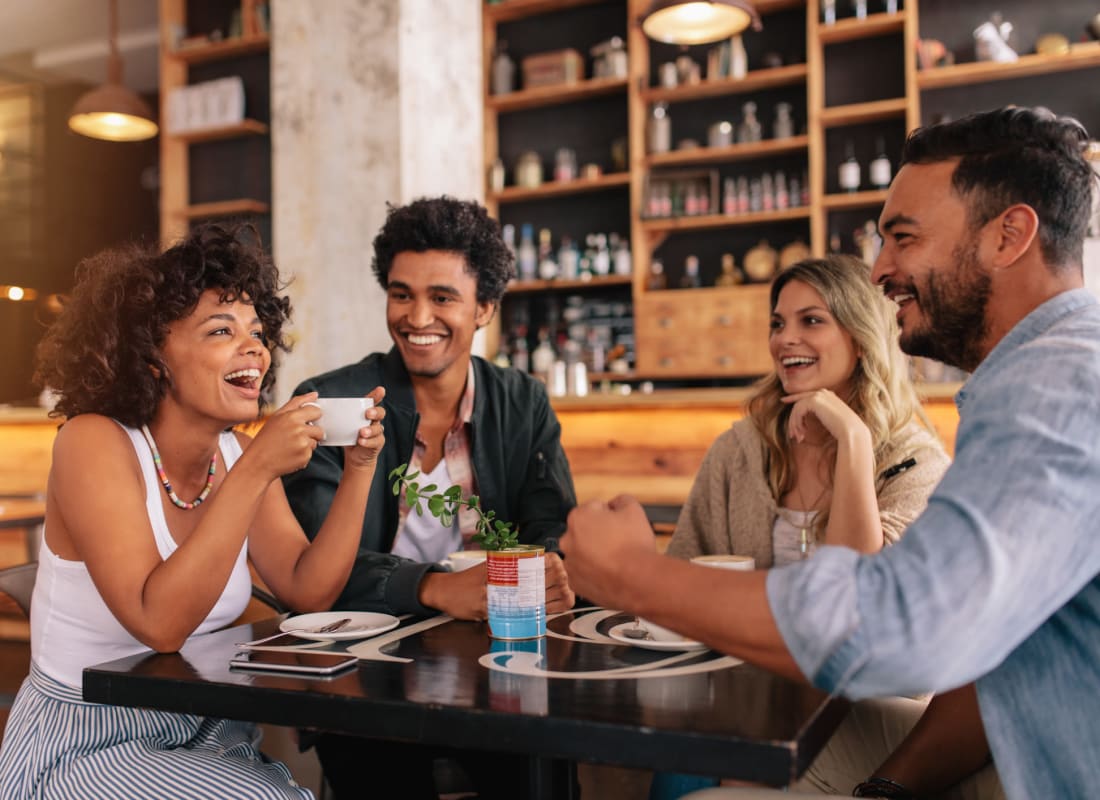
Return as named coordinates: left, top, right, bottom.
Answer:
left=170, top=35, right=270, bottom=65
left=172, top=119, right=269, bottom=144
left=821, top=97, right=907, bottom=127
left=492, top=172, right=630, bottom=203
left=641, top=64, right=808, bottom=104
left=917, top=43, right=1100, bottom=90
left=507, top=274, right=633, bottom=294
left=818, top=12, right=905, bottom=45
left=181, top=199, right=271, bottom=220
left=647, top=135, right=809, bottom=168
left=641, top=207, right=811, bottom=234
left=753, top=0, right=808, bottom=12
left=487, top=76, right=627, bottom=113
left=822, top=189, right=889, bottom=209
left=485, top=0, right=609, bottom=23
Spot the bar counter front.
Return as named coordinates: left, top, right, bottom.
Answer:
left=83, top=611, right=848, bottom=798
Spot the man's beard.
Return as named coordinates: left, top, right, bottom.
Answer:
left=898, top=239, right=991, bottom=373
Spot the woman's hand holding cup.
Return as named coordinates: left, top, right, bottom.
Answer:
left=247, top=391, right=326, bottom=480
left=343, top=386, right=386, bottom=470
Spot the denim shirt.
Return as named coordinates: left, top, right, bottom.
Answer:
left=767, top=289, right=1100, bottom=800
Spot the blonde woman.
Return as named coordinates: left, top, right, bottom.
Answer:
left=668, top=255, right=949, bottom=567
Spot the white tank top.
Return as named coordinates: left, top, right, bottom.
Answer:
left=30, top=423, right=251, bottom=689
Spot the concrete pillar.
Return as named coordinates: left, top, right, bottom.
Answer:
left=271, top=0, right=481, bottom=402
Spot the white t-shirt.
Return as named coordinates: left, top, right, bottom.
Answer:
left=390, top=457, right=461, bottom=563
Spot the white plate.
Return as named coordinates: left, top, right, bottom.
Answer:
left=608, top=622, right=707, bottom=652
left=279, top=611, right=400, bottom=642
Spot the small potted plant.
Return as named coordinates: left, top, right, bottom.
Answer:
left=390, top=464, right=546, bottom=639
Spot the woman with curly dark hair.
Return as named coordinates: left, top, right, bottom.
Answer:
left=0, top=223, right=386, bottom=799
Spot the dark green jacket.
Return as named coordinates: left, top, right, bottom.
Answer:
left=282, top=349, right=576, bottom=616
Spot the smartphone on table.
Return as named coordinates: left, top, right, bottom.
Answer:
left=229, top=649, right=358, bottom=676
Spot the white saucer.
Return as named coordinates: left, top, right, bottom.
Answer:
left=608, top=622, right=707, bottom=652
left=280, top=611, right=400, bottom=642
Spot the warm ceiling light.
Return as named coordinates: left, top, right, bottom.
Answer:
left=68, top=0, right=157, bottom=142
left=641, top=1, right=762, bottom=45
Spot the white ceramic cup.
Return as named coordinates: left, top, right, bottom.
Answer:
left=302, top=397, right=373, bottom=446
left=690, top=554, right=756, bottom=571
left=442, top=550, right=487, bottom=572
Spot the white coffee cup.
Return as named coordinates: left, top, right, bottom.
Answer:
left=441, top=550, right=487, bottom=571
left=302, top=397, right=373, bottom=446
left=690, top=554, right=756, bottom=571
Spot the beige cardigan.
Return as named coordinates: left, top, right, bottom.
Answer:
left=667, top=418, right=951, bottom=568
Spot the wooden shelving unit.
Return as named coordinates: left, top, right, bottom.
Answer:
left=821, top=97, right=909, bottom=127
left=646, top=135, right=809, bottom=167
left=170, top=34, right=270, bottom=65
left=917, top=42, right=1100, bottom=90
left=506, top=274, right=633, bottom=294
left=641, top=207, right=811, bottom=234
left=159, top=0, right=272, bottom=245
left=821, top=189, right=889, bottom=210
left=182, top=199, right=271, bottom=220
left=817, top=11, right=905, bottom=45
left=487, top=76, right=628, bottom=114
left=483, top=0, right=1095, bottom=382
left=491, top=172, right=630, bottom=204
left=640, top=64, right=808, bottom=104
left=173, top=119, right=269, bottom=144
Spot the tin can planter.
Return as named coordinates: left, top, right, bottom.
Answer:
left=486, top=544, right=545, bottom=640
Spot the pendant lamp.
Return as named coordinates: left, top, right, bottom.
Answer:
left=641, top=1, right=762, bottom=46
left=68, top=0, right=158, bottom=142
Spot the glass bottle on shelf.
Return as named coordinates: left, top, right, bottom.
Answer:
left=715, top=253, right=744, bottom=286
left=554, top=148, right=577, bottom=182
left=488, top=157, right=506, bottom=193
left=490, top=40, right=515, bottom=96
left=749, top=178, right=763, bottom=212
left=611, top=234, right=632, bottom=276
left=647, top=103, right=672, bottom=154
left=517, top=224, right=537, bottom=281
left=838, top=140, right=861, bottom=193
left=515, top=151, right=542, bottom=188
left=531, top=328, right=556, bottom=384
left=537, top=228, right=559, bottom=280
left=680, top=255, right=702, bottom=289
left=869, top=137, right=892, bottom=189
left=761, top=172, right=775, bottom=211
left=774, top=170, right=789, bottom=209
left=738, top=101, right=762, bottom=144
left=502, top=224, right=516, bottom=262
left=723, top=178, right=737, bottom=215
left=647, top=258, right=667, bottom=291
left=773, top=103, right=794, bottom=139
left=822, top=0, right=837, bottom=25
left=736, top=176, right=750, bottom=213
left=884, top=0, right=898, bottom=12
left=511, top=327, right=530, bottom=374
left=730, top=34, right=748, bottom=79
left=558, top=236, right=579, bottom=280
left=592, top=234, right=611, bottom=276
left=853, top=0, right=868, bottom=19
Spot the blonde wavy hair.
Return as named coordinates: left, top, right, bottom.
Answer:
left=747, top=255, right=929, bottom=534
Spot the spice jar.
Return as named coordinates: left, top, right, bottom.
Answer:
left=515, top=151, right=543, bottom=189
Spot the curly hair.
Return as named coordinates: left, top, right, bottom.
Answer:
left=371, top=196, right=516, bottom=305
left=902, top=106, right=1095, bottom=270
left=35, top=223, right=291, bottom=428
left=748, top=256, right=930, bottom=539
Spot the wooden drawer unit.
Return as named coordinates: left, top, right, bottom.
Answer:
left=635, top=285, right=772, bottom=377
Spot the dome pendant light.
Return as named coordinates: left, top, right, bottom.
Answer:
left=68, top=0, right=158, bottom=142
left=641, top=1, right=762, bottom=46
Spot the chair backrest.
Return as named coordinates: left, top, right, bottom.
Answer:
left=0, top=562, right=37, bottom=617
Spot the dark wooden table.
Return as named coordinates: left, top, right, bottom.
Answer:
left=84, top=608, right=847, bottom=797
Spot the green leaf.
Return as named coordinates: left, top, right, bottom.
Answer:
left=440, top=512, right=453, bottom=527
left=389, top=464, right=407, bottom=480
left=467, top=495, right=480, bottom=509
left=415, top=501, right=423, bottom=516
left=421, top=483, right=438, bottom=494
left=428, top=495, right=444, bottom=515
left=392, top=482, right=401, bottom=496
left=405, top=487, right=417, bottom=507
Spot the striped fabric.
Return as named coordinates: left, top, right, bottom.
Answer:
left=0, top=664, right=313, bottom=800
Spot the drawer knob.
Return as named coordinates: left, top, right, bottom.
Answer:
left=658, top=317, right=673, bottom=329
left=659, top=356, right=675, bottom=368
left=717, top=314, right=733, bottom=326
left=717, top=355, right=734, bottom=367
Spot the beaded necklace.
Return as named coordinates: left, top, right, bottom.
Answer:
left=140, top=424, right=218, bottom=510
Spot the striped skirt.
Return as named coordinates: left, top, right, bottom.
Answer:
left=0, top=664, right=313, bottom=800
